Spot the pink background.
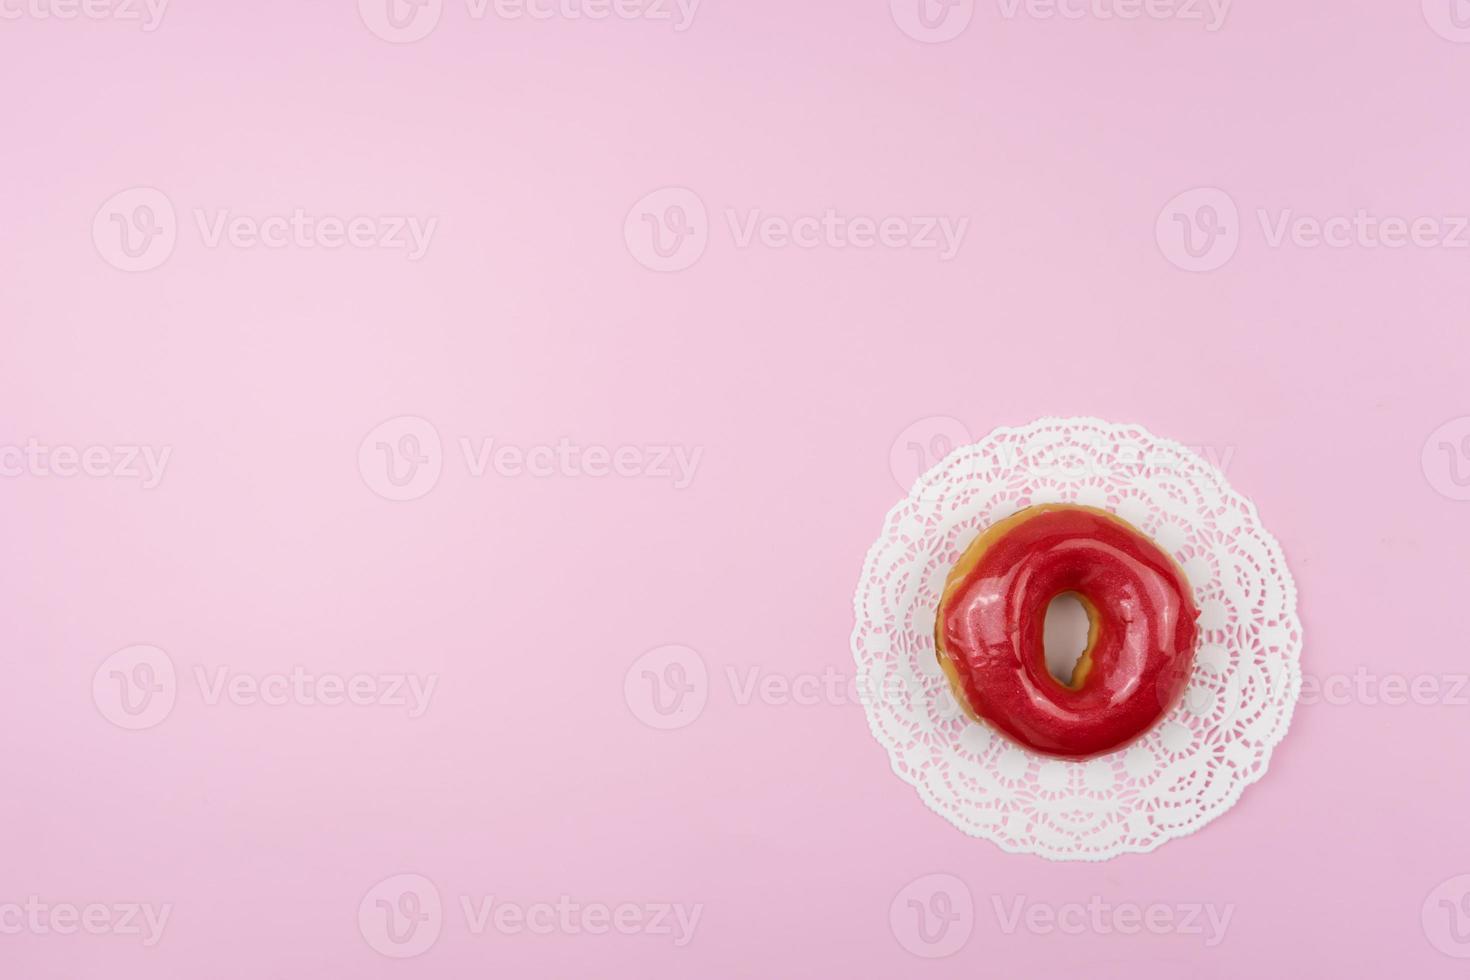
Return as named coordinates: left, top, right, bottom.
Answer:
left=4, top=0, right=1470, bottom=975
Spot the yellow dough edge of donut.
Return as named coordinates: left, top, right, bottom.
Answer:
left=933, top=503, right=1134, bottom=722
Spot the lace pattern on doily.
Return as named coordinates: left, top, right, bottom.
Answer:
left=851, top=418, right=1302, bottom=861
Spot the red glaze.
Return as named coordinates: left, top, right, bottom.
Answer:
left=937, top=505, right=1199, bottom=759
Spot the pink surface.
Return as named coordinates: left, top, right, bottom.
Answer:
left=3, top=1, right=1470, bottom=976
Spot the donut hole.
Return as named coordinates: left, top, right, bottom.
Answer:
left=1043, top=592, right=1093, bottom=687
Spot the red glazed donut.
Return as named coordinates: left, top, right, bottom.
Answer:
left=935, top=504, right=1199, bottom=759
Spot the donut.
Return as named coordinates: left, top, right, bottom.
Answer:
left=934, top=504, right=1199, bottom=759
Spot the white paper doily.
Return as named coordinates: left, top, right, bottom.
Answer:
left=851, top=417, right=1303, bottom=861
